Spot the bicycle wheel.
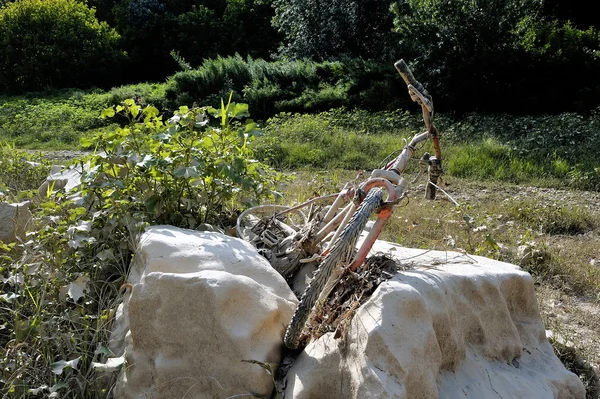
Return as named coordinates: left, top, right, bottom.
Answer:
left=236, top=204, right=307, bottom=242
left=283, top=188, right=385, bottom=349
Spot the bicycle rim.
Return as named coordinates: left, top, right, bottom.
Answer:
left=236, top=204, right=306, bottom=241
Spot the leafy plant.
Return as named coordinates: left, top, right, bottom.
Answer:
left=0, top=98, right=281, bottom=397
left=165, top=56, right=404, bottom=119
left=0, top=143, right=50, bottom=197
left=85, top=96, right=282, bottom=227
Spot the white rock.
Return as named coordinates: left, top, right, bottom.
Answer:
left=0, top=201, right=32, bottom=243
left=285, top=242, right=586, bottom=399
left=112, top=226, right=297, bottom=399
left=38, top=166, right=82, bottom=197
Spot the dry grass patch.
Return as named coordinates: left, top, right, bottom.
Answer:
left=275, top=170, right=600, bottom=397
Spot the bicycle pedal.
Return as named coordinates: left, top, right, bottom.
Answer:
left=261, top=230, right=280, bottom=247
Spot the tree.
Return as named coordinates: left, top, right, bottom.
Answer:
left=392, top=0, right=600, bottom=113
left=114, top=0, right=280, bottom=82
left=272, top=0, right=399, bottom=61
left=0, top=0, right=125, bottom=92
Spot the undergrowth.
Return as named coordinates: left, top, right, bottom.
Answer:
left=0, top=98, right=280, bottom=397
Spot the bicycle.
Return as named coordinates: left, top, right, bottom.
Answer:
left=237, top=60, right=445, bottom=350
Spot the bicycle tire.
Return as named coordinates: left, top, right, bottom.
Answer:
left=283, top=188, right=385, bottom=349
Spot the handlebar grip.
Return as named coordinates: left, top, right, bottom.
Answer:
left=394, top=59, right=431, bottom=104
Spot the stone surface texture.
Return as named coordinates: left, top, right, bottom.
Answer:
left=284, top=240, right=586, bottom=399
left=37, top=165, right=82, bottom=196
left=0, top=201, right=32, bottom=243
left=111, top=226, right=298, bottom=399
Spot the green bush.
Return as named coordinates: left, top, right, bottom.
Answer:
left=106, top=83, right=168, bottom=109
left=0, top=0, right=125, bottom=93
left=166, top=56, right=406, bottom=119
left=0, top=143, right=50, bottom=199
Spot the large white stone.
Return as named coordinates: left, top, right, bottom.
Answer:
left=285, top=241, right=586, bottom=399
left=38, top=165, right=82, bottom=197
left=112, top=226, right=297, bottom=399
left=0, top=201, right=32, bottom=243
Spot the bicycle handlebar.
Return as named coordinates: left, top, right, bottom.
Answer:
left=394, top=60, right=433, bottom=113
left=394, top=59, right=443, bottom=200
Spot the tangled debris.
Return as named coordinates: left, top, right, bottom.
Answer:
left=272, top=254, right=409, bottom=398
left=303, top=253, right=407, bottom=344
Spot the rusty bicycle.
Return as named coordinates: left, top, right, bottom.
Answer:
left=237, top=59, right=447, bottom=349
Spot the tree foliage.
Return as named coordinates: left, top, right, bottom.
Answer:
left=114, top=0, right=279, bottom=82
left=392, top=0, right=600, bottom=113
left=0, top=0, right=125, bottom=92
left=272, top=0, right=398, bottom=61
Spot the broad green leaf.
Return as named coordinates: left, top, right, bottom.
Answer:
left=92, top=356, right=125, bottom=372
left=144, top=106, right=159, bottom=119
left=95, top=345, right=116, bottom=357
left=50, top=382, right=68, bottom=393
left=67, top=276, right=90, bottom=302
left=80, top=136, right=94, bottom=147
left=231, top=103, right=249, bottom=119
left=244, top=120, right=263, bottom=137
left=205, top=106, right=219, bottom=118
left=130, top=103, right=140, bottom=118
left=96, top=249, right=114, bottom=261
left=50, top=358, right=80, bottom=375
left=136, top=154, right=156, bottom=169
left=100, top=107, right=115, bottom=119
left=0, top=293, right=20, bottom=303
left=201, top=136, right=215, bottom=149
left=195, top=112, right=209, bottom=127
left=173, top=166, right=199, bottom=178
left=28, top=385, right=49, bottom=395
left=145, top=194, right=160, bottom=214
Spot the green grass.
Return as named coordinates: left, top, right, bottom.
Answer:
left=506, top=199, right=598, bottom=236
left=255, top=110, right=600, bottom=191
left=277, top=170, right=600, bottom=299
left=1, top=83, right=600, bottom=191
left=0, top=84, right=167, bottom=149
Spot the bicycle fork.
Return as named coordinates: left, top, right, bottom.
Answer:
left=348, top=178, right=402, bottom=272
